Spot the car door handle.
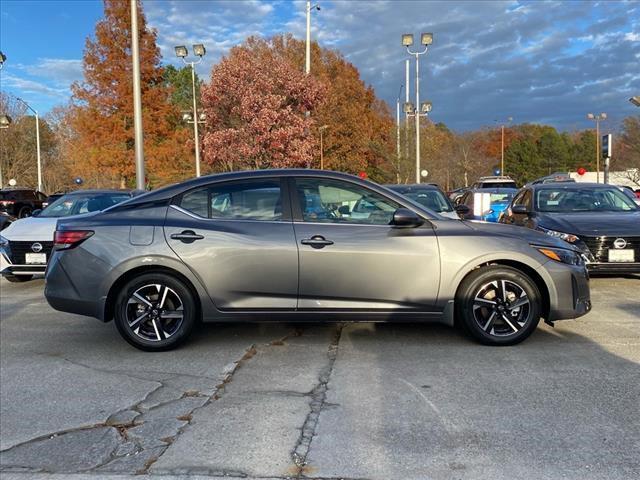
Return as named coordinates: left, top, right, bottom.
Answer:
left=301, top=235, right=334, bottom=249
left=170, top=230, right=204, bottom=243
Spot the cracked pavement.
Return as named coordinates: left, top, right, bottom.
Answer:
left=1, top=275, right=639, bottom=479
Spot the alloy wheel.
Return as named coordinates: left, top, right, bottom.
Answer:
left=125, top=284, right=184, bottom=342
left=472, top=279, right=532, bottom=337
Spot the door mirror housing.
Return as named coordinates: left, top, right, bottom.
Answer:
left=392, top=208, right=424, bottom=228
left=31, top=209, right=42, bottom=217
left=454, top=204, right=470, bottom=216
left=512, top=205, right=529, bottom=215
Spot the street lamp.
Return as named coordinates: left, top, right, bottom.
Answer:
left=587, top=112, right=607, bottom=183
left=305, top=1, right=321, bottom=75
left=630, top=96, right=640, bottom=107
left=403, top=32, right=433, bottom=183
left=175, top=43, right=206, bottom=177
left=0, top=51, right=6, bottom=70
left=494, top=116, right=512, bottom=176
left=0, top=114, right=11, bottom=188
left=319, top=125, right=329, bottom=169
left=396, top=84, right=403, bottom=183
left=15, top=98, right=43, bottom=192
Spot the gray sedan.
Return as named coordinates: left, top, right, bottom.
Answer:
left=44, top=170, right=591, bottom=350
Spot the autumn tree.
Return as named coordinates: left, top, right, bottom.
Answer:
left=201, top=39, right=324, bottom=171
left=69, top=0, right=190, bottom=188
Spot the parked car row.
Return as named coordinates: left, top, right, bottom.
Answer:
left=0, top=189, right=134, bottom=282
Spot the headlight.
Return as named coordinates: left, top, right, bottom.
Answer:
left=0, top=235, right=8, bottom=248
left=536, top=246, right=584, bottom=266
left=536, top=226, right=579, bottom=243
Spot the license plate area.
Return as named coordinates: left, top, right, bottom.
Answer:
left=608, top=249, right=635, bottom=262
left=25, top=253, right=47, bottom=264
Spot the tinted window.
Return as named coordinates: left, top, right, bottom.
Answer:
left=295, top=178, right=400, bottom=225
left=393, top=188, right=453, bottom=213
left=179, top=180, right=283, bottom=221
left=536, top=187, right=638, bottom=212
left=40, top=193, right=131, bottom=218
left=480, top=181, right=517, bottom=189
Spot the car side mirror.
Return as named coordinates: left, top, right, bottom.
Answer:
left=392, top=208, right=424, bottom=228
left=454, top=204, right=470, bottom=216
left=31, top=209, right=42, bottom=217
left=512, top=205, right=529, bottom=215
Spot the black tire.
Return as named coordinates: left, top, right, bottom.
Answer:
left=114, top=272, right=197, bottom=351
left=17, top=206, right=32, bottom=218
left=4, top=274, right=34, bottom=283
left=456, top=265, right=541, bottom=346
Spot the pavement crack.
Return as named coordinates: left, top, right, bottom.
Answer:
left=291, top=324, right=344, bottom=478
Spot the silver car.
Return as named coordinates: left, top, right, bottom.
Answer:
left=44, top=170, right=591, bottom=351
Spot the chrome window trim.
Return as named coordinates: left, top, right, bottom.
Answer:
left=169, top=204, right=288, bottom=225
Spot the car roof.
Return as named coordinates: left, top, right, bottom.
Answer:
left=532, top=182, right=619, bottom=190
left=64, top=189, right=132, bottom=195
left=386, top=183, right=439, bottom=190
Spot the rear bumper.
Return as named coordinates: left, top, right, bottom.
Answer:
left=587, top=262, right=640, bottom=274
left=44, top=252, right=104, bottom=319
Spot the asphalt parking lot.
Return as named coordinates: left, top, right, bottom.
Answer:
left=0, top=275, right=639, bottom=480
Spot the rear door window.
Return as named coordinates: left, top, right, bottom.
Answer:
left=179, top=180, right=284, bottom=221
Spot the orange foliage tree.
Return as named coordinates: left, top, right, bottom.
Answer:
left=68, top=0, right=190, bottom=188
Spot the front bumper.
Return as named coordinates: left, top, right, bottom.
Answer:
left=587, top=262, right=640, bottom=274
left=540, top=260, right=592, bottom=322
left=0, top=250, right=47, bottom=276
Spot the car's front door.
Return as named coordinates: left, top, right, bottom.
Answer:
left=290, top=177, right=440, bottom=310
left=165, top=178, right=298, bottom=310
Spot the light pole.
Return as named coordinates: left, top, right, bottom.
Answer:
left=587, top=112, right=607, bottom=183
left=15, top=98, right=42, bottom=192
left=402, top=33, right=433, bottom=183
left=630, top=96, right=640, bottom=107
left=130, top=0, right=146, bottom=190
left=495, top=116, right=512, bottom=176
left=319, top=125, right=329, bottom=169
left=175, top=44, right=206, bottom=178
left=396, top=84, right=403, bottom=183
left=0, top=114, right=11, bottom=187
left=404, top=101, right=432, bottom=183
left=305, top=2, right=320, bottom=75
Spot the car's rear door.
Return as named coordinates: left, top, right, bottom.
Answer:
left=290, top=177, right=440, bottom=310
left=165, top=177, right=298, bottom=310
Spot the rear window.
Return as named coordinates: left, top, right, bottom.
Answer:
left=480, top=181, right=517, bottom=189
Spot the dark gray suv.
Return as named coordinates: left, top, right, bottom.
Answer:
left=45, top=170, right=591, bottom=351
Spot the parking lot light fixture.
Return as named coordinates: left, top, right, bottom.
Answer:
left=630, top=96, right=640, bottom=107
left=0, top=51, right=6, bottom=69
left=175, top=44, right=206, bottom=177
left=403, top=102, right=415, bottom=114
left=0, top=115, right=11, bottom=128
left=402, top=34, right=414, bottom=47
left=421, top=33, right=433, bottom=45
left=192, top=44, right=206, bottom=57
left=420, top=101, right=432, bottom=113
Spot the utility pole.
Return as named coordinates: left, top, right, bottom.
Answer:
left=130, top=0, right=145, bottom=190
left=396, top=84, right=403, bottom=183
left=16, top=98, right=42, bottom=192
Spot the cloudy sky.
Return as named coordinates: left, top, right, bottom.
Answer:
left=1, top=0, right=638, bottom=131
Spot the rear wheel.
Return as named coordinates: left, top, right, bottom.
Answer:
left=4, top=274, right=34, bottom=283
left=456, top=265, right=541, bottom=346
left=17, top=206, right=32, bottom=218
left=114, top=273, right=196, bottom=351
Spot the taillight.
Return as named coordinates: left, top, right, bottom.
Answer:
left=54, top=230, right=94, bottom=250
left=0, top=200, right=15, bottom=206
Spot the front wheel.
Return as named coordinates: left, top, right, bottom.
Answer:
left=456, top=266, right=541, bottom=346
left=114, top=273, right=197, bottom=351
left=18, top=207, right=32, bottom=218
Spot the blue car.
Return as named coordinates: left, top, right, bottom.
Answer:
left=456, top=188, right=518, bottom=222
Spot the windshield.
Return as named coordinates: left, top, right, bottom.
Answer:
left=390, top=187, right=453, bottom=213
left=39, top=193, right=130, bottom=218
left=536, top=187, right=638, bottom=212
